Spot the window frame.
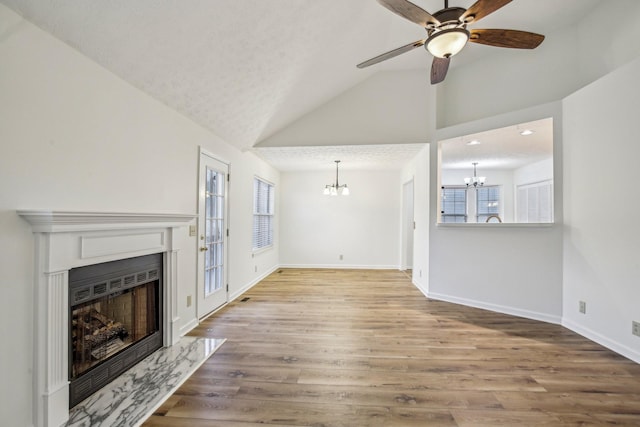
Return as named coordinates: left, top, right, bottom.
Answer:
left=476, top=185, right=502, bottom=223
left=440, top=186, right=468, bottom=223
left=252, top=176, right=275, bottom=252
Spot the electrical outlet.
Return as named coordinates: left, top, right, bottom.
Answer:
left=339, top=254, right=343, bottom=260
left=419, top=270, right=422, bottom=277
left=189, top=225, right=196, bottom=237
left=186, top=295, right=192, bottom=307
left=633, top=321, right=640, bottom=337
left=579, top=301, right=586, bottom=314
left=254, top=265, right=257, bottom=272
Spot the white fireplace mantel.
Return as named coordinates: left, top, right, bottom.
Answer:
left=18, top=210, right=196, bottom=427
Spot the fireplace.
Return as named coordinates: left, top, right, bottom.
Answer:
left=68, top=253, right=163, bottom=407
left=17, top=210, right=196, bottom=427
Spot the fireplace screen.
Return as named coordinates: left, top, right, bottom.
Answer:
left=68, top=253, right=163, bottom=407
left=71, top=281, right=158, bottom=378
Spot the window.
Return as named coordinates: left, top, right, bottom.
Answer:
left=438, top=117, right=554, bottom=224
left=441, top=186, right=502, bottom=223
left=476, top=186, right=501, bottom=223
left=440, top=187, right=467, bottom=223
left=253, top=177, right=274, bottom=250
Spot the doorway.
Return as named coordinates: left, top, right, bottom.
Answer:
left=197, top=151, right=229, bottom=318
left=402, top=179, right=414, bottom=272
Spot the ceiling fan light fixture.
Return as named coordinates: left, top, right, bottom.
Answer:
left=425, top=28, right=470, bottom=59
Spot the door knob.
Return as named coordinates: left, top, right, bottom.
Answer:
left=200, top=246, right=208, bottom=252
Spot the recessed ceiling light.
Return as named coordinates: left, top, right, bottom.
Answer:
left=467, top=140, right=481, bottom=145
left=520, top=129, right=534, bottom=136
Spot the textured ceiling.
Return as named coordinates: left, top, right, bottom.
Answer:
left=253, top=143, right=426, bottom=171
left=1, top=0, right=599, bottom=161
left=440, top=118, right=553, bottom=170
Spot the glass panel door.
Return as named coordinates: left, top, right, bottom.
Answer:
left=198, top=153, right=229, bottom=318
left=205, top=167, right=224, bottom=295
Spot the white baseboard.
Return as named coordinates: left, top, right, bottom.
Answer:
left=179, top=265, right=280, bottom=333
left=562, top=318, right=640, bottom=364
left=279, top=263, right=399, bottom=270
left=181, top=267, right=639, bottom=366
left=412, top=280, right=429, bottom=298
left=229, top=265, right=280, bottom=302
left=179, top=318, right=199, bottom=337
left=427, top=291, right=562, bottom=325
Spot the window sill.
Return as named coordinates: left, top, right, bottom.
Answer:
left=252, top=245, right=274, bottom=256
left=436, top=222, right=555, bottom=228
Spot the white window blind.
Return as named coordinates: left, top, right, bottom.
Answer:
left=440, top=187, right=467, bottom=223
left=253, top=177, right=274, bottom=250
left=517, top=180, right=553, bottom=223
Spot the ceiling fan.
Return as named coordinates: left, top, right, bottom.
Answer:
left=357, top=0, right=545, bottom=84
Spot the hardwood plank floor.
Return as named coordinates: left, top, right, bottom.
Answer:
left=143, top=269, right=640, bottom=426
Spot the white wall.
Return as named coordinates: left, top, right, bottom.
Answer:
left=574, top=0, right=640, bottom=90
left=279, top=169, right=401, bottom=268
left=562, top=55, right=640, bottom=363
left=428, top=102, right=564, bottom=324
left=514, top=158, right=553, bottom=186
left=0, top=5, right=278, bottom=426
left=260, top=70, right=433, bottom=147
left=437, top=0, right=640, bottom=129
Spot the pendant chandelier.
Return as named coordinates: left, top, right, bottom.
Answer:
left=464, top=162, right=485, bottom=188
left=323, top=160, right=349, bottom=196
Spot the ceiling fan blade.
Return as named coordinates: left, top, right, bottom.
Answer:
left=357, top=39, right=426, bottom=69
left=461, top=0, right=512, bottom=24
left=469, top=29, right=545, bottom=49
left=377, top=0, right=439, bottom=28
left=430, top=57, right=450, bottom=85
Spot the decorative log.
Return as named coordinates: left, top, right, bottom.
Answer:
left=84, top=323, right=127, bottom=347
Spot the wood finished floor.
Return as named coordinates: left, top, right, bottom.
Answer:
left=144, top=269, right=640, bottom=426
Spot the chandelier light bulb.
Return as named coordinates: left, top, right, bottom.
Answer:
left=464, top=162, right=485, bottom=188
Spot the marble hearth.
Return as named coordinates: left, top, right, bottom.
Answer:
left=18, top=211, right=197, bottom=427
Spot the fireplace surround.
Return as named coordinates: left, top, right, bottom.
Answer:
left=18, top=210, right=196, bottom=427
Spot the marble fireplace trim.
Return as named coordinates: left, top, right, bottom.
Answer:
left=18, top=210, right=197, bottom=427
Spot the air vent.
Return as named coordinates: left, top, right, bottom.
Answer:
left=110, top=278, right=122, bottom=290
left=148, top=269, right=159, bottom=280
left=74, top=288, right=90, bottom=303
left=124, top=275, right=135, bottom=286
left=92, top=369, right=110, bottom=387
left=94, top=282, right=107, bottom=296
left=136, top=272, right=147, bottom=283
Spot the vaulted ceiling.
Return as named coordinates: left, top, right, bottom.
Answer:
left=1, top=0, right=600, bottom=163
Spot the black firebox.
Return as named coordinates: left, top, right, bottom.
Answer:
left=68, top=253, right=163, bottom=407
